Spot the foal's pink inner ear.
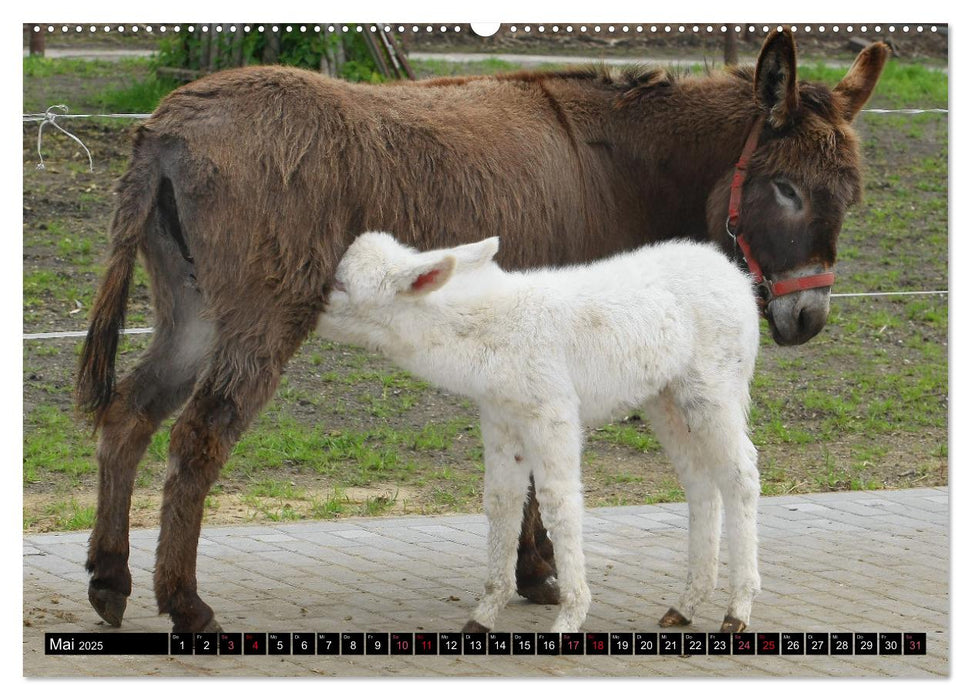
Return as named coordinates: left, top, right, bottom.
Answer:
left=411, top=269, right=442, bottom=291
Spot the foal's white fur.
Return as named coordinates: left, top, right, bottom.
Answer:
left=318, top=233, right=761, bottom=632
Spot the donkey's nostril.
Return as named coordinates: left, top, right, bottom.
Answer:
left=796, top=303, right=826, bottom=343
left=798, top=307, right=810, bottom=333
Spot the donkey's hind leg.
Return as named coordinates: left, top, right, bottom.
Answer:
left=515, top=477, right=560, bottom=605
left=86, top=262, right=212, bottom=626
left=86, top=324, right=213, bottom=623
left=153, top=313, right=314, bottom=632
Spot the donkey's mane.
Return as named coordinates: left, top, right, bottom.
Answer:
left=419, top=64, right=685, bottom=92
left=421, top=63, right=838, bottom=119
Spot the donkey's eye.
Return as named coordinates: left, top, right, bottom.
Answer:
left=772, top=179, right=802, bottom=210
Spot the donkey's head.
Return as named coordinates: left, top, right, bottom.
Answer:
left=708, top=30, right=890, bottom=345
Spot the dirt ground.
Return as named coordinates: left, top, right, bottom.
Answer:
left=21, top=31, right=948, bottom=533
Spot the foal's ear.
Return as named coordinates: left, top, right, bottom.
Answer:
left=396, top=255, right=456, bottom=296
left=452, top=236, right=500, bottom=269
left=754, top=29, right=799, bottom=129
left=834, top=42, right=891, bottom=121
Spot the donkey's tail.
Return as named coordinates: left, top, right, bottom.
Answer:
left=75, top=134, right=161, bottom=427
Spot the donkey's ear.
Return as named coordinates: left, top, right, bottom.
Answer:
left=834, top=42, right=891, bottom=121
left=453, top=237, right=500, bottom=269
left=754, top=29, right=799, bottom=129
left=396, top=255, right=456, bottom=296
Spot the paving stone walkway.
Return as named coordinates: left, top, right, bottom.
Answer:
left=23, top=487, right=948, bottom=677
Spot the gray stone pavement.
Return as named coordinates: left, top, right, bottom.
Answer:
left=23, top=487, right=948, bottom=678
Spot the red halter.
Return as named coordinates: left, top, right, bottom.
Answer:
left=725, top=115, right=836, bottom=309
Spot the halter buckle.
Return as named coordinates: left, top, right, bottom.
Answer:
left=725, top=216, right=740, bottom=261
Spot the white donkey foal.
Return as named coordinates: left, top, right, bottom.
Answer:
left=318, top=232, right=761, bottom=633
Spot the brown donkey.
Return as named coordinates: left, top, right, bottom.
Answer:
left=76, top=30, right=888, bottom=632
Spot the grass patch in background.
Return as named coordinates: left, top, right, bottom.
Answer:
left=97, top=73, right=181, bottom=113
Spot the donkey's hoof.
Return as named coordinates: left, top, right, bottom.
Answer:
left=659, top=607, right=690, bottom=627
left=720, top=615, right=746, bottom=633
left=517, top=577, right=560, bottom=605
left=461, top=619, right=490, bottom=633
left=170, top=615, right=223, bottom=634
left=201, top=617, right=224, bottom=633
left=88, top=584, right=128, bottom=627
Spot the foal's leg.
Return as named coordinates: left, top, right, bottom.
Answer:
left=463, top=414, right=531, bottom=632
left=527, top=411, right=590, bottom=633
left=647, top=391, right=760, bottom=632
left=515, top=477, right=560, bottom=605
left=660, top=477, right=723, bottom=627
left=86, top=258, right=212, bottom=627
left=644, top=391, right=723, bottom=628
left=712, top=427, right=760, bottom=632
left=154, top=316, right=313, bottom=632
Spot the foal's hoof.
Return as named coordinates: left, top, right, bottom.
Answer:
left=517, top=577, right=560, bottom=606
left=461, top=620, right=490, bottom=633
left=658, top=607, right=691, bottom=627
left=88, top=584, right=128, bottom=627
left=720, top=615, right=747, bottom=633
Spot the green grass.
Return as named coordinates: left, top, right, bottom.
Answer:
left=23, top=56, right=141, bottom=79
left=410, top=56, right=525, bottom=77
left=642, top=482, right=686, bottom=505
left=97, top=74, right=181, bottom=113
left=589, top=423, right=661, bottom=452
left=360, top=493, right=398, bottom=516
left=310, top=488, right=349, bottom=519
left=226, top=413, right=476, bottom=489
left=245, top=478, right=305, bottom=500
left=40, top=499, right=97, bottom=530
left=23, top=55, right=176, bottom=114
left=23, top=405, right=95, bottom=485
left=799, top=60, right=947, bottom=108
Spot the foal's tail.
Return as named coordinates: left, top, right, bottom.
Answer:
left=75, top=135, right=162, bottom=428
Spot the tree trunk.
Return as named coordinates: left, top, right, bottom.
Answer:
left=27, top=26, right=45, bottom=57
left=724, top=31, right=739, bottom=66
left=230, top=25, right=245, bottom=67
left=206, top=26, right=220, bottom=72
left=262, top=27, right=281, bottom=64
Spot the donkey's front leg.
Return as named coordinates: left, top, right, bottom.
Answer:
left=463, top=417, right=530, bottom=632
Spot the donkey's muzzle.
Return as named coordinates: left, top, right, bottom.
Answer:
left=765, top=288, right=831, bottom=346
